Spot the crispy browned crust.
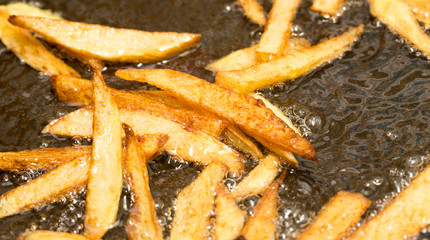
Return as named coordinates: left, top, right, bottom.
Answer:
left=18, top=230, right=89, bottom=240
left=296, top=191, right=370, bottom=240
left=9, top=16, right=201, bottom=63
left=170, top=162, right=227, bottom=240
left=0, top=146, right=90, bottom=170
left=0, top=155, right=89, bottom=219
left=123, top=127, right=164, bottom=240
left=236, top=0, right=266, bottom=26
left=84, top=60, right=123, bottom=240
left=347, top=163, right=430, bottom=239
left=115, top=68, right=317, bottom=162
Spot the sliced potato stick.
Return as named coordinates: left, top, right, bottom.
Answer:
left=368, top=0, right=430, bottom=57
left=115, top=68, right=317, bottom=161
left=50, top=75, right=226, bottom=138
left=84, top=61, right=122, bottom=240
left=136, top=134, right=169, bottom=161
left=216, top=25, right=364, bottom=94
left=255, top=0, right=302, bottom=62
left=258, top=138, right=298, bottom=167
left=214, top=184, right=246, bottom=240
left=241, top=172, right=285, bottom=240
left=18, top=230, right=88, bottom=240
left=222, top=125, right=264, bottom=159
left=0, top=10, right=79, bottom=76
left=405, top=0, right=430, bottom=28
left=231, top=154, right=280, bottom=200
left=3, top=3, right=62, bottom=19
left=311, top=0, right=346, bottom=16
left=206, top=38, right=310, bottom=72
left=347, top=162, right=430, bottom=239
left=170, top=162, right=227, bottom=240
left=42, top=107, right=244, bottom=173
left=0, top=146, right=90, bottom=170
left=123, top=127, right=164, bottom=240
left=10, top=16, right=201, bottom=63
left=296, top=191, right=370, bottom=240
left=0, top=155, right=89, bottom=219
left=237, top=0, right=266, bottom=26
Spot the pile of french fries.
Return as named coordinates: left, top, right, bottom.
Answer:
left=0, top=0, right=430, bottom=239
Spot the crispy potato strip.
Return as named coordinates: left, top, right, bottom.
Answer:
left=18, top=230, right=88, bottom=240
left=311, top=0, right=346, bottom=16
left=0, top=155, right=89, bottom=219
left=50, top=75, right=226, bottom=138
left=368, top=0, right=430, bottom=57
left=405, top=0, right=430, bottom=28
left=170, top=162, right=227, bottom=240
left=296, top=191, right=370, bottom=240
left=123, top=127, right=165, bottom=240
left=215, top=25, right=364, bottom=94
left=231, top=154, right=280, bottom=200
left=222, top=125, right=264, bottom=159
left=0, top=146, right=90, bottom=171
left=255, top=0, right=302, bottom=62
left=115, top=68, right=317, bottom=162
left=0, top=9, right=79, bottom=76
left=9, top=16, right=201, bottom=63
left=84, top=61, right=123, bottom=240
left=237, top=0, right=266, bottom=26
left=213, top=184, right=246, bottom=240
left=241, top=172, right=285, bottom=240
left=3, top=3, right=62, bottom=19
left=347, top=162, right=430, bottom=239
left=42, top=107, right=244, bottom=173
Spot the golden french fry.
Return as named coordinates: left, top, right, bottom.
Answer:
left=213, top=183, right=246, bottom=240
left=241, top=172, right=285, bottom=240
left=0, top=10, right=79, bottom=76
left=405, top=0, right=430, bottom=28
left=115, top=69, right=317, bottom=162
left=50, top=75, right=226, bottom=139
left=222, top=125, right=264, bottom=159
left=9, top=16, right=201, bottom=63
left=3, top=3, right=62, bottom=19
left=216, top=25, right=364, bottom=94
left=0, top=146, right=90, bottom=170
left=231, top=154, right=280, bottom=200
left=0, top=155, right=89, bottom=219
left=84, top=60, right=123, bottom=240
left=255, top=0, right=302, bottom=62
left=347, top=162, right=430, bottom=239
left=136, top=134, right=169, bottom=161
left=237, top=0, right=266, bottom=26
left=170, top=161, right=227, bottom=240
left=368, top=0, right=430, bottom=57
left=42, top=107, right=244, bottom=173
left=296, top=191, right=370, bottom=240
left=257, top=138, right=298, bottom=167
left=18, top=230, right=88, bottom=240
left=123, top=127, right=164, bottom=240
left=311, top=0, right=346, bottom=16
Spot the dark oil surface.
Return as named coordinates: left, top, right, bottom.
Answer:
left=0, top=0, right=429, bottom=239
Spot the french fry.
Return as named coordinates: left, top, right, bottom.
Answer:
left=231, top=154, right=280, bottom=200
left=241, top=172, right=285, bottom=240
left=256, top=138, right=298, bottom=167
left=18, top=230, right=88, bottom=240
left=206, top=38, right=310, bottom=72
left=296, top=191, right=370, bottom=240
left=255, top=0, right=302, bottom=62
left=237, top=0, right=266, bottom=26
left=215, top=25, right=364, bottom=94
left=0, top=155, right=89, bottom=219
left=9, top=16, right=201, bottom=63
left=123, top=127, right=165, bottom=240
left=405, top=0, right=430, bottom=28
left=3, top=3, right=62, bottom=19
left=311, top=0, right=346, bottom=17
left=347, top=161, right=430, bottom=239
left=42, top=107, right=244, bottom=173
left=0, top=10, right=79, bottom=76
left=136, top=134, right=169, bottom=161
left=0, top=146, right=90, bottom=171
left=213, top=184, right=246, bottom=240
left=115, top=68, right=317, bottom=162
left=50, top=75, right=226, bottom=138
left=170, top=161, right=227, bottom=240
left=84, top=60, right=123, bottom=240
left=222, top=125, right=264, bottom=159
left=368, top=0, right=430, bottom=57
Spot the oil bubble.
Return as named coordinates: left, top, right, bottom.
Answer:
left=304, top=113, right=325, bottom=132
